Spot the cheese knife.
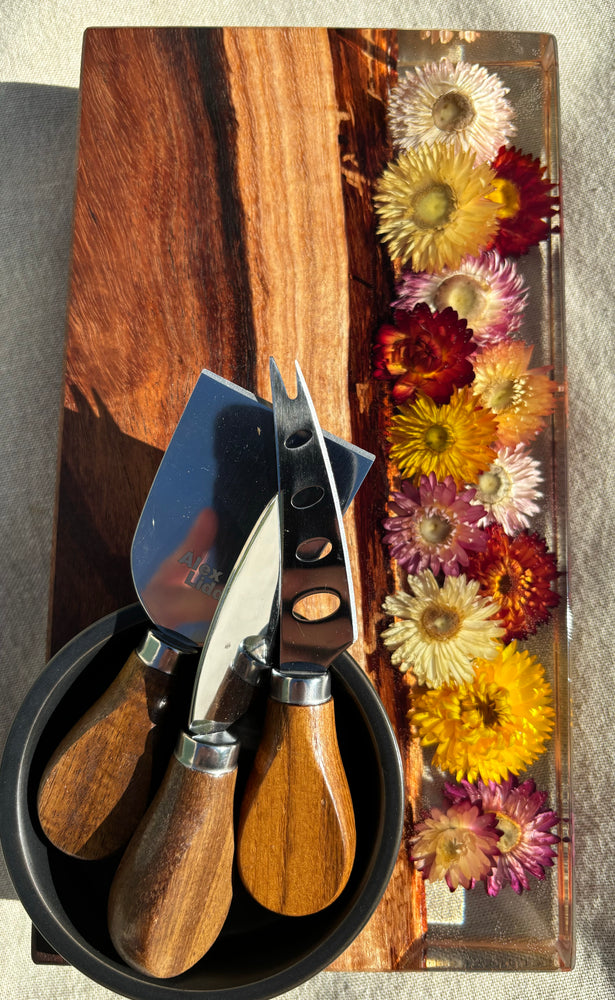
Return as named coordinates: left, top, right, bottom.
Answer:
left=37, top=369, right=372, bottom=859
left=107, top=495, right=280, bottom=979
left=236, top=360, right=357, bottom=916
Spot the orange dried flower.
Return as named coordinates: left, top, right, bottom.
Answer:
left=410, top=641, right=555, bottom=783
left=471, top=339, right=556, bottom=448
left=466, top=524, right=559, bottom=641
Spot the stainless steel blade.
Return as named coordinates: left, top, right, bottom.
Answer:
left=270, top=359, right=357, bottom=670
left=131, top=369, right=374, bottom=646
left=188, top=495, right=280, bottom=735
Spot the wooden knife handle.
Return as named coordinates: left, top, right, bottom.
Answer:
left=237, top=672, right=356, bottom=916
left=108, top=733, right=239, bottom=979
left=37, top=632, right=185, bottom=859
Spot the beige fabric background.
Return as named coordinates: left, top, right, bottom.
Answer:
left=1, top=1, right=613, bottom=997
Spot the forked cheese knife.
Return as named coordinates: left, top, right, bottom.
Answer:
left=236, top=360, right=357, bottom=917
left=37, top=369, right=372, bottom=860
left=108, top=495, right=281, bottom=979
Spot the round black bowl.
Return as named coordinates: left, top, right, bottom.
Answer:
left=0, top=604, right=404, bottom=1000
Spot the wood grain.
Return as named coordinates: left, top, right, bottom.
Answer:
left=50, top=27, right=260, bottom=652
left=326, top=28, right=427, bottom=970
left=237, top=697, right=356, bottom=916
left=108, top=754, right=237, bottom=978
left=221, top=28, right=364, bottom=659
left=37, top=648, right=181, bottom=859
left=47, top=26, right=426, bottom=970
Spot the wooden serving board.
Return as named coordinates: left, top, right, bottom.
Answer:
left=48, top=27, right=426, bottom=971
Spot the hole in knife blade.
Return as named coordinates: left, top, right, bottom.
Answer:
left=292, top=591, right=341, bottom=622
left=291, top=485, right=325, bottom=509
left=285, top=428, right=312, bottom=449
left=296, top=537, right=333, bottom=562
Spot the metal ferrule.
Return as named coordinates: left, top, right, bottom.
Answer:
left=136, top=630, right=187, bottom=675
left=174, top=730, right=240, bottom=773
left=270, top=666, right=331, bottom=706
left=233, top=635, right=271, bottom=686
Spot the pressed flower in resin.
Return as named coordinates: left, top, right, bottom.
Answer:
left=411, top=801, right=500, bottom=891
left=382, top=569, right=504, bottom=687
left=487, top=145, right=559, bottom=256
left=419, top=30, right=481, bottom=45
left=445, top=776, right=560, bottom=896
left=382, top=472, right=487, bottom=576
left=466, top=524, right=559, bottom=641
left=470, top=444, right=543, bottom=534
left=389, top=388, right=497, bottom=486
left=388, top=60, right=515, bottom=164
left=374, top=144, right=499, bottom=272
left=394, top=251, right=527, bottom=349
left=410, top=640, right=555, bottom=783
left=471, top=339, right=556, bottom=448
left=373, top=303, right=476, bottom=404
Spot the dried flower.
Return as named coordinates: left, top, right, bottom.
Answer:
left=389, top=388, right=497, bottom=487
left=373, top=303, right=476, bottom=404
left=394, top=251, right=527, bottom=349
left=466, top=524, right=559, bottom=641
left=374, top=144, right=499, bottom=272
left=487, top=145, right=559, bottom=256
left=470, top=444, right=543, bottom=534
left=389, top=60, right=515, bottom=164
left=383, top=472, right=487, bottom=576
left=419, top=30, right=481, bottom=45
left=471, top=339, right=556, bottom=448
left=411, top=801, right=501, bottom=890
left=445, top=777, right=560, bottom=896
left=410, top=641, right=555, bottom=783
left=382, top=569, right=504, bottom=687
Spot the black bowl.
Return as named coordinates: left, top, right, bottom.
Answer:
left=0, top=604, right=404, bottom=1000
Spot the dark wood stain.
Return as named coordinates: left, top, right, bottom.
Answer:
left=50, top=27, right=258, bottom=652
left=37, top=650, right=183, bottom=859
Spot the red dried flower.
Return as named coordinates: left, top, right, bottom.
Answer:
left=487, top=145, right=559, bottom=256
left=465, top=524, right=559, bottom=641
left=373, top=302, right=476, bottom=404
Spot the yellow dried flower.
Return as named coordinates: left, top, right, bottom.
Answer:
left=410, top=641, right=555, bottom=783
left=389, top=388, right=497, bottom=487
left=374, top=144, right=499, bottom=272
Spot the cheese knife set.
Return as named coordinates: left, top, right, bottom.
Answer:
left=0, top=24, right=573, bottom=993
left=1, top=358, right=403, bottom=987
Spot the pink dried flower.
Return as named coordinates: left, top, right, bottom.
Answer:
left=445, top=776, right=560, bottom=895
left=393, top=252, right=527, bottom=349
left=383, top=472, right=487, bottom=576
left=470, top=444, right=543, bottom=534
left=411, top=800, right=501, bottom=891
left=388, top=59, right=515, bottom=165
